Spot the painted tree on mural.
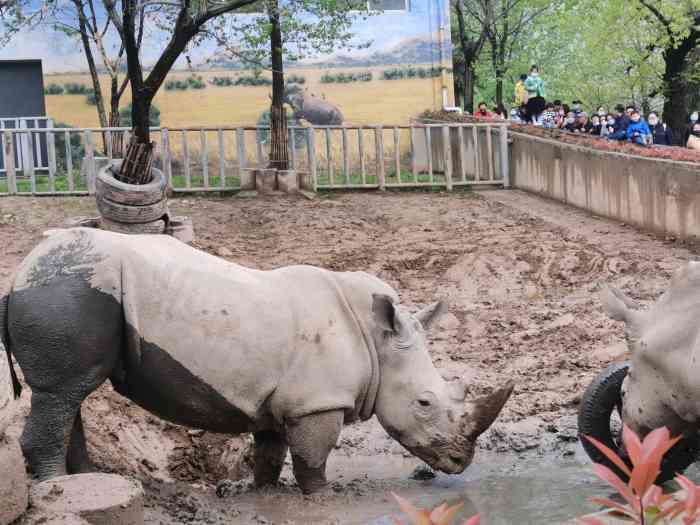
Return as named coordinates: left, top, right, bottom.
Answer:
left=206, top=0, right=369, bottom=169
left=1, top=0, right=144, bottom=155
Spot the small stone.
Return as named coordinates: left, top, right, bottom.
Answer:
left=217, top=247, right=233, bottom=257
left=409, top=465, right=436, bottom=481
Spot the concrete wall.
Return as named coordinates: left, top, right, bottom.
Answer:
left=510, top=132, right=700, bottom=239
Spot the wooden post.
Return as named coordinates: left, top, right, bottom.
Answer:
left=256, top=132, right=264, bottom=166
left=289, top=127, right=297, bottom=170
left=442, top=126, right=453, bottom=191
left=410, top=126, right=418, bottom=182
left=458, top=125, right=466, bottom=182
left=306, top=126, right=317, bottom=191
left=393, top=127, right=401, bottom=181
left=499, top=124, right=510, bottom=188
left=84, top=130, right=95, bottom=194
left=47, top=118, right=57, bottom=189
left=19, top=118, right=30, bottom=174
left=26, top=130, right=36, bottom=193
left=425, top=127, right=433, bottom=182
left=486, top=125, right=494, bottom=181
left=65, top=130, right=74, bottom=191
left=106, top=130, right=114, bottom=162
left=3, top=130, right=17, bottom=194
left=236, top=128, right=246, bottom=174
left=341, top=126, right=350, bottom=184
left=218, top=128, right=226, bottom=189
left=358, top=127, right=366, bottom=185
left=162, top=128, right=173, bottom=191
left=472, top=126, right=481, bottom=182
left=200, top=130, right=209, bottom=189
left=375, top=126, right=385, bottom=190
left=325, top=128, right=333, bottom=185
left=182, top=130, right=191, bottom=189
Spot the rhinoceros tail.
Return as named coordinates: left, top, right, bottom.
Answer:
left=0, top=295, right=22, bottom=399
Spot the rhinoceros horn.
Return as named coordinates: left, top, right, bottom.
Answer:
left=600, top=286, right=644, bottom=334
left=461, top=382, right=514, bottom=439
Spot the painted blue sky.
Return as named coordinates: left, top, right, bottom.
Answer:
left=0, top=0, right=450, bottom=73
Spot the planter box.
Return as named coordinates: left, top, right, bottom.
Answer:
left=255, top=168, right=278, bottom=194
left=240, top=168, right=258, bottom=191
left=277, top=170, right=298, bottom=193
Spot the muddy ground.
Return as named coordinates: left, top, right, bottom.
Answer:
left=1, top=189, right=698, bottom=524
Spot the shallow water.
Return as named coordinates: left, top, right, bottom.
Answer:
left=216, top=445, right=616, bottom=525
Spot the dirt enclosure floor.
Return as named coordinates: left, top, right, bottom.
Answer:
left=1, top=189, right=699, bottom=524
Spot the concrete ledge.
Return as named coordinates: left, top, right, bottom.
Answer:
left=31, top=473, right=144, bottom=525
left=510, top=132, right=700, bottom=239
left=255, top=168, right=278, bottom=194
left=277, top=170, right=298, bottom=193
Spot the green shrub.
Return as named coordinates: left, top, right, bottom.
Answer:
left=85, top=92, right=97, bottom=106
left=211, top=76, right=235, bottom=87
left=186, top=75, right=206, bottom=89
left=319, top=71, right=373, bottom=84
left=64, top=82, right=92, bottom=95
left=44, top=83, right=64, bottom=95
left=119, top=102, right=161, bottom=127
left=234, top=74, right=272, bottom=86
left=383, top=66, right=444, bottom=81
left=286, top=74, right=306, bottom=85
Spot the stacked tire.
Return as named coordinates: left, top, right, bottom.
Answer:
left=96, top=161, right=169, bottom=234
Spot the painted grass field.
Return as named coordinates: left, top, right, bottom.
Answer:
left=45, top=66, right=450, bottom=129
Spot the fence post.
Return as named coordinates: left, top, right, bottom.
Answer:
left=161, top=128, right=173, bottom=191
left=3, top=130, right=17, bottom=194
left=393, top=127, right=401, bottom=182
left=26, top=130, right=36, bottom=194
left=47, top=118, right=57, bottom=190
left=65, top=130, right=74, bottom=192
left=442, top=125, right=453, bottom=191
left=375, top=126, right=385, bottom=190
left=84, top=130, right=96, bottom=194
left=306, top=126, right=317, bottom=191
left=472, top=126, right=481, bottom=182
left=458, top=125, right=466, bottom=182
left=410, top=125, right=418, bottom=182
left=499, top=124, right=510, bottom=188
left=341, top=126, right=350, bottom=184
left=200, top=130, right=209, bottom=189
left=236, top=127, right=246, bottom=173
left=182, top=130, right=191, bottom=189
left=217, top=128, right=226, bottom=189
left=18, top=118, right=29, bottom=174
left=486, top=125, right=495, bottom=181
left=358, top=127, right=366, bottom=185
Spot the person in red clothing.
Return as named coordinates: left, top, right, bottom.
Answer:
left=474, top=102, right=493, bottom=120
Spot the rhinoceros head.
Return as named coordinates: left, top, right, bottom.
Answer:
left=601, top=265, right=700, bottom=437
left=371, top=295, right=513, bottom=474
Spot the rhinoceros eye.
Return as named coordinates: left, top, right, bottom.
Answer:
left=418, top=399, right=431, bottom=407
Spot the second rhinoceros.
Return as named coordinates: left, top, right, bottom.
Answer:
left=2, top=228, right=512, bottom=492
left=578, top=262, right=700, bottom=482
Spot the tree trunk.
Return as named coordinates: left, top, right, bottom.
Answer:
left=268, top=0, right=289, bottom=171
left=495, top=70, right=503, bottom=107
left=463, top=66, right=476, bottom=113
left=661, top=34, right=696, bottom=146
left=109, top=76, right=124, bottom=157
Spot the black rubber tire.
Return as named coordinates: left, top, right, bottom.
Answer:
left=578, top=361, right=700, bottom=484
left=96, top=162, right=166, bottom=206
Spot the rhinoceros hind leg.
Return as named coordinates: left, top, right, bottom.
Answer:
left=285, top=410, right=343, bottom=494
left=67, top=410, right=95, bottom=474
left=253, top=430, right=288, bottom=487
left=21, top=391, right=81, bottom=481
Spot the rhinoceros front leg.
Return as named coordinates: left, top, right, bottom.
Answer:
left=253, top=430, right=288, bottom=487
left=285, top=410, right=343, bottom=494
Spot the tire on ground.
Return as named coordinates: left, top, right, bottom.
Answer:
left=96, top=163, right=167, bottom=206
left=578, top=361, right=700, bottom=483
left=96, top=196, right=168, bottom=224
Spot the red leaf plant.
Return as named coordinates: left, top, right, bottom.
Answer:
left=392, top=493, right=480, bottom=525
left=581, top=425, right=700, bottom=525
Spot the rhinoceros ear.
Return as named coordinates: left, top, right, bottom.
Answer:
left=372, top=294, right=398, bottom=333
left=416, top=300, right=447, bottom=330
left=601, top=286, right=638, bottom=323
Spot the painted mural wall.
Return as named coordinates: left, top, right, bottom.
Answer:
left=0, top=0, right=454, bottom=128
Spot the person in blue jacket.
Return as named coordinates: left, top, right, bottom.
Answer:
left=626, top=110, right=652, bottom=145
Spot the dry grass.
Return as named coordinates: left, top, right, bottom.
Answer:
left=45, top=67, right=452, bottom=128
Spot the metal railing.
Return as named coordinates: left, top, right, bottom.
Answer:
left=0, top=122, right=509, bottom=196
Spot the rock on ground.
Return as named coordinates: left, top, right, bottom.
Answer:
left=0, top=435, right=28, bottom=525
left=30, top=473, right=144, bottom=525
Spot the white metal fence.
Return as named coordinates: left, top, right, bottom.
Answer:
left=0, top=122, right=509, bottom=196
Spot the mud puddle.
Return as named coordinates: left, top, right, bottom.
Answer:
left=145, top=448, right=617, bottom=525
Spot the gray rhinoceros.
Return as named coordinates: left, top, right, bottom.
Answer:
left=578, top=262, right=700, bottom=482
left=284, top=85, right=344, bottom=126
left=1, top=228, right=513, bottom=492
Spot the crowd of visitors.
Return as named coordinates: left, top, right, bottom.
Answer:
left=473, top=64, right=700, bottom=151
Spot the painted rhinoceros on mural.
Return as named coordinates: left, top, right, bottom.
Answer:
left=1, top=228, right=513, bottom=492
left=284, top=84, right=344, bottom=126
left=578, top=263, right=700, bottom=482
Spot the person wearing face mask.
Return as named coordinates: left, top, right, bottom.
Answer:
left=626, top=110, right=652, bottom=146
left=684, top=111, right=699, bottom=145
left=648, top=112, right=673, bottom=146
left=563, top=112, right=577, bottom=132
left=687, top=123, right=700, bottom=151
left=602, top=114, right=616, bottom=137
left=608, top=104, right=631, bottom=140
left=524, top=65, right=546, bottom=124
left=589, top=114, right=603, bottom=136
left=597, top=106, right=607, bottom=118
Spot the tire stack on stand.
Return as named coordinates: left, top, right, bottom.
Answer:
left=95, top=160, right=170, bottom=234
